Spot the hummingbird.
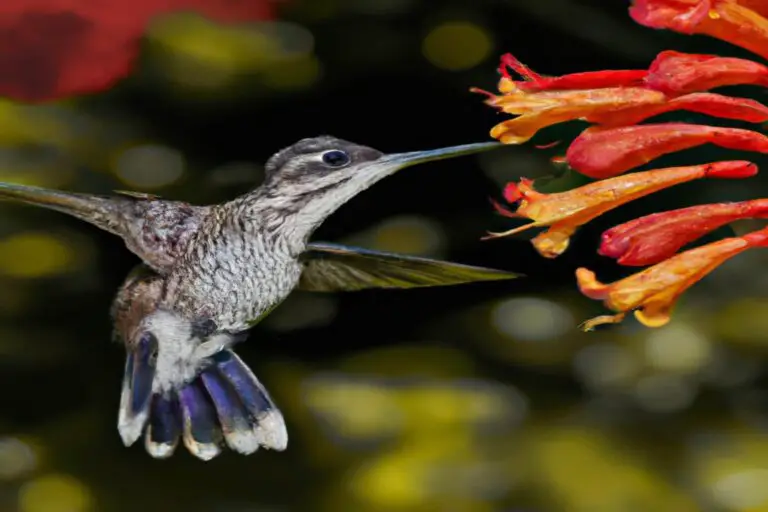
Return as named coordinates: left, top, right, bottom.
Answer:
left=0, top=136, right=522, bottom=460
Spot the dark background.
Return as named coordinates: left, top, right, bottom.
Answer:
left=1, top=1, right=768, bottom=511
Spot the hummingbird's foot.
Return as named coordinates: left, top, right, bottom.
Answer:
left=193, top=331, right=236, bottom=360
left=190, top=318, right=217, bottom=339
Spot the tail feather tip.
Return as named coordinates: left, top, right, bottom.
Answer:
left=118, top=349, right=287, bottom=460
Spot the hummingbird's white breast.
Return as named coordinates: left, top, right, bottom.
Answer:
left=161, top=211, right=304, bottom=332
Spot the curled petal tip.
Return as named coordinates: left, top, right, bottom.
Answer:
left=705, top=160, right=759, bottom=178
left=490, top=198, right=521, bottom=218
left=742, top=225, right=768, bottom=246
left=575, top=268, right=610, bottom=299
left=634, top=305, right=672, bottom=328
left=469, top=87, right=498, bottom=101
left=499, top=53, right=543, bottom=82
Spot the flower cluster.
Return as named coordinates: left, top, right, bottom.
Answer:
left=478, top=0, right=768, bottom=330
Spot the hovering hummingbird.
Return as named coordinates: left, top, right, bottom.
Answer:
left=0, top=136, right=522, bottom=460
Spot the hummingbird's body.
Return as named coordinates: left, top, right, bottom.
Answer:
left=0, top=136, right=522, bottom=460
left=112, top=264, right=285, bottom=459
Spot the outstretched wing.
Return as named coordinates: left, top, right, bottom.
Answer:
left=298, top=242, right=522, bottom=292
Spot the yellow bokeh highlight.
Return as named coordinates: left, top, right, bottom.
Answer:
left=151, top=14, right=280, bottom=69
left=149, top=14, right=280, bottom=91
left=348, top=433, right=485, bottom=508
left=19, top=473, right=93, bottom=512
left=397, top=382, right=523, bottom=435
left=262, top=55, right=322, bottom=90
left=305, top=378, right=403, bottom=440
left=0, top=101, right=65, bottom=147
left=422, top=21, right=493, bottom=71
left=0, top=233, right=76, bottom=278
left=527, top=425, right=700, bottom=512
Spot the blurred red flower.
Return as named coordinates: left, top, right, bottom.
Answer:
left=0, top=0, right=280, bottom=102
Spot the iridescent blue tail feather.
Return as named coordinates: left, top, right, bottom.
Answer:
left=117, top=349, right=288, bottom=461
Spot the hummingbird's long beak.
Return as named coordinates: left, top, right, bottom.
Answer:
left=376, top=141, right=501, bottom=172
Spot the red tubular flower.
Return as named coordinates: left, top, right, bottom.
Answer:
left=630, top=0, right=768, bottom=60
left=577, top=225, right=768, bottom=330
left=644, top=50, right=768, bottom=95
left=600, top=199, right=768, bottom=266
left=479, top=52, right=768, bottom=145
left=493, top=53, right=648, bottom=93
left=587, top=92, right=768, bottom=126
left=741, top=0, right=768, bottom=17
left=565, top=123, right=768, bottom=179
left=479, top=1, right=768, bottom=331
left=485, top=160, right=756, bottom=258
left=0, top=0, right=279, bottom=102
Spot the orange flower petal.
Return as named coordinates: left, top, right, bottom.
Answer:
left=577, top=225, right=768, bottom=330
left=645, top=50, right=768, bottom=95
left=599, top=198, right=768, bottom=266
left=565, top=123, right=768, bottom=178
left=630, top=0, right=768, bottom=60
left=484, top=86, right=666, bottom=144
left=485, top=160, right=756, bottom=258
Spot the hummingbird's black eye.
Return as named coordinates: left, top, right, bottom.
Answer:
left=321, top=150, right=350, bottom=167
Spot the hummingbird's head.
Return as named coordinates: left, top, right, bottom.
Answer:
left=257, top=135, right=501, bottom=232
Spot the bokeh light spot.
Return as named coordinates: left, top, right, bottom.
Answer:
left=0, top=233, right=76, bottom=278
left=19, top=473, right=93, bottom=512
left=422, top=21, right=493, bottom=71
left=114, top=144, right=185, bottom=189
left=149, top=14, right=279, bottom=90
left=633, top=375, right=697, bottom=413
left=491, top=297, right=573, bottom=341
left=303, top=374, right=404, bottom=443
left=643, top=323, right=712, bottom=374
left=573, top=343, right=641, bottom=390
left=712, top=469, right=768, bottom=509
left=0, top=437, right=37, bottom=480
left=371, top=215, right=445, bottom=256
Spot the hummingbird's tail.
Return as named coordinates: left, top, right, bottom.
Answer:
left=118, top=349, right=288, bottom=461
left=0, top=182, right=125, bottom=234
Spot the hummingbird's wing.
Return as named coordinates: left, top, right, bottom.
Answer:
left=0, top=182, right=206, bottom=273
left=298, top=242, right=522, bottom=292
left=113, top=190, right=162, bottom=200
